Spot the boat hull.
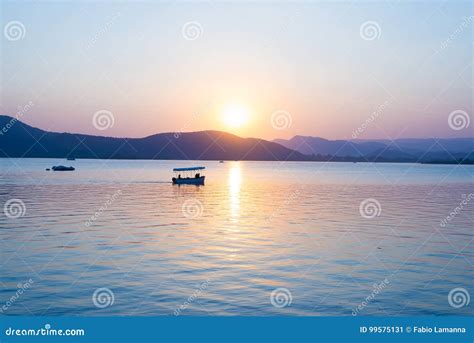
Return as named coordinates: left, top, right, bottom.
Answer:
left=52, top=166, right=75, bottom=171
left=172, top=176, right=205, bottom=185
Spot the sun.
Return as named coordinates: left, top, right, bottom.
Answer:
left=221, top=103, right=251, bottom=129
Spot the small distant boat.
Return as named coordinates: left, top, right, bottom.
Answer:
left=52, top=165, right=75, bottom=171
left=172, top=166, right=205, bottom=185
left=67, top=157, right=76, bottom=161
left=219, top=160, right=224, bottom=163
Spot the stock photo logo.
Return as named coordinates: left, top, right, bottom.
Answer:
left=448, top=110, right=470, bottom=131
left=4, top=20, right=26, bottom=41
left=271, top=110, right=292, bottom=130
left=182, top=21, right=203, bottom=41
left=92, top=288, right=115, bottom=309
left=448, top=288, right=470, bottom=309
left=93, top=110, right=115, bottom=131
left=181, top=199, right=204, bottom=219
left=270, top=288, right=292, bottom=308
left=359, top=198, right=382, bottom=219
left=3, top=199, right=26, bottom=219
left=359, top=21, right=381, bottom=41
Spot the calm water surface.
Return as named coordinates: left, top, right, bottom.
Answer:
left=1, top=159, right=473, bottom=316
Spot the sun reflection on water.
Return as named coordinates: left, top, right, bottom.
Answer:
left=228, top=163, right=241, bottom=223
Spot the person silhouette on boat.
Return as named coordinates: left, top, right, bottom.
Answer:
left=172, top=167, right=205, bottom=185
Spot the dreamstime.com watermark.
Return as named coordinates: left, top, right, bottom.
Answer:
left=440, top=193, right=473, bottom=228
left=263, top=9, right=302, bottom=48
left=174, top=111, right=205, bottom=139
left=85, top=12, right=122, bottom=50
left=266, top=189, right=301, bottom=224
left=85, top=190, right=122, bottom=227
left=0, top=101, right=34, bottom=136
left=174, top=279, right=210, bottom=316
left=352, top=278, right=390, bottom=316
left=352, top=98, right=392, bottom=139
left=0, top=279, right=34, bottom=314
left=439, top=16, right=473, bottom=53
left=4, top=324, right=85, bottom=337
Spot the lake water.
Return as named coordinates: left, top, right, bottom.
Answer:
left=0, top=159, right=473, bottom=316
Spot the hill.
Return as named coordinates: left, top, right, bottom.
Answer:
left=0, top=116, right=307, bottom=161
left=274, top=135, right=473, bottom=163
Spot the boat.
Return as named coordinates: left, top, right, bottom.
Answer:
left=219, top=160, right=224, bottom=163
left=172, top=166, right=205, bottom=185
left=67, top=157, right=76, bottom=161
left=52, top=165, right=75, bottom=171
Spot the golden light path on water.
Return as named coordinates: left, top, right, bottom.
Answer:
left=228, top=163, right=242, bottom=223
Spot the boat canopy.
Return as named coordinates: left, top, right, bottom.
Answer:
left=173, top=166, right=205, bottom=172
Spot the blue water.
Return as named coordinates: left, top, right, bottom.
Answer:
left=0, top=159, right=473, bottom=316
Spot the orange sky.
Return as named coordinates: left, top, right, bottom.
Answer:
left=2, top=1, right=472, bottom=140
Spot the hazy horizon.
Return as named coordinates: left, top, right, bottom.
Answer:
left=2, top=114, right=474, bottom=142
left=1, top=1, right=472, bottom=141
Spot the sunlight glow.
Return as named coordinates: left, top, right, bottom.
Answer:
left=221, top=103, right=251, bottom=128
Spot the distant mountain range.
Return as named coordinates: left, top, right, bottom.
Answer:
left=0, top=116, right=306, bottom=161
left=274, top=135, right=474, bottom=163
left=0, top=115, right=472, bottom=163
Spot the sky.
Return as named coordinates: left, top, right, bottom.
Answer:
left=1, top=0, right=472, bottom=140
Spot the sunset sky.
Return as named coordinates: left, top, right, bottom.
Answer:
left=1, top=1, right=472, bottom=140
